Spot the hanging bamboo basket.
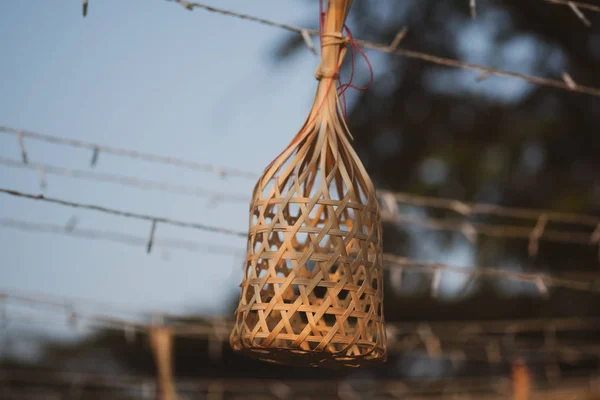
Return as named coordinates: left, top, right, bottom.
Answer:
left=230, top=0, right=386, bottom=368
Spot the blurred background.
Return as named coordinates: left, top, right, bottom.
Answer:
left=0, top=0, right=599, bottom=398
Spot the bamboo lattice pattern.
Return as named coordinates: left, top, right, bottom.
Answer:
left=230, top=0, right=386, bottom=368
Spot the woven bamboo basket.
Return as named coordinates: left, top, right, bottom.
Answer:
left=230, top=0, right=385, bottom=368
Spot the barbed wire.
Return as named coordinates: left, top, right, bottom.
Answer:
left=4, top=289, right=600, bottom=366
left=3, top=366, right=600, bottom=399
left=6, top=215, right=591, bottom=288
left=544, top=0, right=600, bottom=13
left=4, top=126, right=600, bottom=227
left=4, top=287, right=600, bottom=335
left=0, top=218, right=244, bottom=257
left=0, top=187, right=247, bottom=239
left=166, top=0, right=600, bottom=97
left=4, top=127, right=600, bottom=259
left=0, top=126, right=256, bottom=181
left=2, top=150, right=599, bottom=251
left=2, top=161, right=599, bottom=255
left=2, top=159, right=599, bottom=252
left=3, top=126, right=598, bottom=233
left=384, top=255, right=600, bottom=294
left=379, top=190, right=600, bottom=227
left=0, top=369, right=576, bottom=399
left=0, top=156, right=249, bottom=205
left=2, top=187, right=600, bottom=295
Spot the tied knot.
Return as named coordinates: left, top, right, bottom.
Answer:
left=321, top=32, right=347, bottom=47
left=315, top=67, right=339, bottom=80
left=315, top=32, right=348, bottom=80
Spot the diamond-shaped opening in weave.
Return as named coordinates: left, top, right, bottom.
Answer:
left=287, top=201, right=301, bottom=217
left=308, top=202, right=325, bottom=222
left=344, top=316, right=359, bottom=331
left=245, top=309, right=259, bottom=333
left=322, top=312, right=337, bottom=328
left=367, top=242, right=378, bottom=262
left=294, top=231, right=309, bottom=249
left=319, top=234, right=335, bottom=251
left=338, top=289, right=350, bottom=301
left=313, top=285, right=327, bottom=299
left=305, top=259, right=317, bottom=273
left=244, top=281, right=254, bottom=305
left=299, top=311, right=309, bottom=325
left=259, top=283, right=275, bottom=302
left=257, top=268, right=269, bottom=279
left=338, top=208, right=351, bottom=232
left=371, top=277, right=378, bottom=291
left=359, top=291, right=368, bottom=302
left=329, top=263, right=340, bottom=276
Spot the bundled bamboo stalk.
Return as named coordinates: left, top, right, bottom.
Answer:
left=230, top=0, right=385, bottom=368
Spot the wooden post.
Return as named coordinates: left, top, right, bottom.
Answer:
left=149, top=327, right=180, bottom=400
left=512, top=358, right=531, bottom=400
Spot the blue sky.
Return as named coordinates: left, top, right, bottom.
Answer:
left=0, top=1, right=328, bottom=346
left=0, top=1, right=548, bottom=360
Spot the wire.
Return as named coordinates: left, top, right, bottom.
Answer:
left=2, top=187, right=600, bottom=294
left=0, top=156, right=249, bottom=204
left=0, top=368, right=556, bottom=396
left=3, top=154, right=599, bottom=248
left=0, top=126, right=257, bottom=180
left=4, top=298, right=600, bottom=365
left=543, top=0, right=600, bottom=13
left=0, top=218, right=244, bottom=256
left=381, top=190, right=600, bottom=227
left=3, top=126, right=599, bottom=233
left=167, top=0, right=600, bottom=98
left=4, top=287, right=600, bottom=336
left=3, top=158, right=599, bottom=250
left=384, top=255, right=600, bottom=294
left=0, top=187, right=247, bottom=238
left=3, top=128, right=600, bottom=256
left=2, top=367, right=600, bottom=397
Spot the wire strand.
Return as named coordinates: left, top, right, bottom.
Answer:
left=0, top=126, right=256, bottom=180
left=543, top=0, right=600, bottom=13
left=0, top=187, right=247, bottom=238
left=2, top=150, right=599, bottom=250
left=2, top=127, right=600, bottom=243
left=0, top=156, right=249, bottom=204
left=4, top=290, right=600, bottom=365
left=3, top=367, right=598, bottom=397
left=0, top=218, right=244, bottom=256
left=1, top=189, right=599, bottom=295
left=166, top=0, right=600, bottom=98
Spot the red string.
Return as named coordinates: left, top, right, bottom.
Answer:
left=337, top=24, right=374, bottom=119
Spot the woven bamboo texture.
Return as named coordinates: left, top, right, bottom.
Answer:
left=230, top=0, right=386, bottom=368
